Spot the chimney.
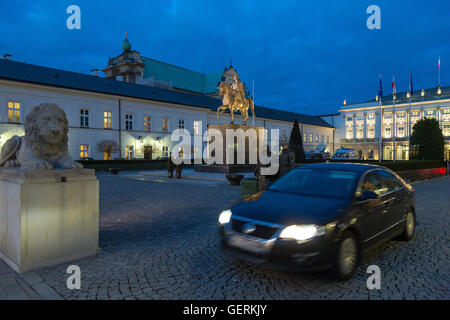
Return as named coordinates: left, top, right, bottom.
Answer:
left=91, top=69, right=99, bottom=77
left=3, top=54, right=12, bottom=60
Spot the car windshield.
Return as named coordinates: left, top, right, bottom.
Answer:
left=334, top=153, right=347, bottom=158
left=268, top=168, right=358, bottom=198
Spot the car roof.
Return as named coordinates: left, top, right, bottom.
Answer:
left=296, top=162, right=387, bottom=173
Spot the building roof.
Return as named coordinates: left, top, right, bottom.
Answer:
left=346, top=85, right=450, bottom=107
left=0, top=59, right=333, bottom=128
left=141, top=56, right=221, bottom=95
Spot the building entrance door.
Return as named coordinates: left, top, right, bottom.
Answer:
left=144, top=146, right=152, bottom=160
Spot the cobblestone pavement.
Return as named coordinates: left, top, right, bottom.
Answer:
left=4, top=173, right=450, bottom=300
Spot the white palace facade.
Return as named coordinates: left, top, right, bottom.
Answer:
left=0, top=38, right=334, bottom=161
left=337, top=87, right=450, bottom=161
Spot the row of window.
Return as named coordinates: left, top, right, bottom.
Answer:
left=346, top=124, right=450, bottom=139
left=5, top=102, right=202, bottom=134
left=303, top=132, right=330, bottom=144
left=347, top=108, right=450, bottom=125
left=89, top=110, right=198, bottom=133
left=79, top=144, right=170, bottom=160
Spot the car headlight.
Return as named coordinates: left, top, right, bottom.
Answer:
left=218, top=209, right=232, bottom=224
left=279, top=225, right=325, bottom=242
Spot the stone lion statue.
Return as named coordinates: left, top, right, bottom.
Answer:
left=0, top=103, right=83, bottom=170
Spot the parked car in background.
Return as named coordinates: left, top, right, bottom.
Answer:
left=218, top=163, right=416, bottom=280
left=308, top=143, right=330, bottom=161
left=332, top=148, right=360, bottom=160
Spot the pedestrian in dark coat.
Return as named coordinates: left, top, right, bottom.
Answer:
left=167, top=156, right=175, bottom=178
left=279, top=143, right=295, bottom=177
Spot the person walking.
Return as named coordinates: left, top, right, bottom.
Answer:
left=279, top=143, right=295, bottom=177
left=167, top=156, right=175, bottom=178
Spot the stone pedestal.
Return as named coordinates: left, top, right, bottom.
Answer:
left=195, top=124, right=265, bottom=173
left=0, top=168, right=99, bottom=273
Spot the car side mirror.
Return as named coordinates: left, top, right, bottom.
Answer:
left=357, top=190, right=378, bottom=201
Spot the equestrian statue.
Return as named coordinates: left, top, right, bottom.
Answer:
left=216, top=74, right=255, bottom=125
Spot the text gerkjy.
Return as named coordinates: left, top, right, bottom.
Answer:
left=183, top=304, right=267, bottom=317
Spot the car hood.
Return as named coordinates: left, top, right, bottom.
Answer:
left=231, top=190, right=349, bottom=226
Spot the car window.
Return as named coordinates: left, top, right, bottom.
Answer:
left=268, top=169, right=358, bottom=198
left=359, top=171, right=386, bottom=196
left=377, top=170, right=403, bottom=192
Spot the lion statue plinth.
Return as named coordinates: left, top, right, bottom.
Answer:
left=0, top=103, right=83, bottom=170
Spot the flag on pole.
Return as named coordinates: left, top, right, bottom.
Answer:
left=409, top=72, right=413, bottom=96
left=438, top=56, right=441, bottom=86
left=392, top=73, right=396, bottom=99
left=378, top=74, right=383, bottom=100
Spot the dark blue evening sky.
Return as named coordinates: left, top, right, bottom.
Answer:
left=1, top=0, right=450, bottom=115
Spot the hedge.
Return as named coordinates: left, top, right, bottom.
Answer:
left=297, top=159, right=445, bottom=172
left=330, top=159, right=444, bottom=172
left=77, top=159, right=194, bottom=171
left=78, top=159, right=445, bottom=173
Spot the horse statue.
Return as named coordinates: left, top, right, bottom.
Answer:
left=216, top=81, right=255, bottom=125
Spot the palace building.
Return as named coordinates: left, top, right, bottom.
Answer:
left=0, top=36, right=334, bottom=161
left=338, top=86, right=450, bottom=161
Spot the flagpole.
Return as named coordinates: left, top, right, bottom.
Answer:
left=252, top=79, right=255, bottom=126
left=379, top=97, right=382, bottom=162
left=408, top=72, right=412, bottom=160
left=392, top=73, right=396, bottom=162
left=378, top=74, right=382, bottom=162
left=439, top=56, right=441, bottom=87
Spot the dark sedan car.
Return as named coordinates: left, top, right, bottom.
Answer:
left=219, top=163, right=416, bottom=280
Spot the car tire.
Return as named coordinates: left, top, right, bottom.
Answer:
left=332, top=230, right=359, bottom=281
left=397, top=210, right=415, bottom=242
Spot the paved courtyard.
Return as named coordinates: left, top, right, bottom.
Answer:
left=1, top=172, right=449, bottom=300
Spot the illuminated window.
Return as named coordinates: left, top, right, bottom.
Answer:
left=345, top=127, right=353, bottom=139
left=144, top=116, right=151, bottom=132
left=309, top=133, right=313, bottom=142
left=162, top=118, right=169, bottom=132
left=80, top=108, right=89, bottom=127
left=367, top=126, right=375, bottom=139
left=442, top=109, right=450, bottom=122
left=104, top=111, right=112, bottom=129
left=104, top=146, right=112, bottom=160
left=398, top=126, right=405, bottom=138
left=384, top=127, right=392, bottom=138
left=424, top=110, right=436, bottom=119
left=178, top=119, right=185, bottom=129
left=193, top=146, right=200, bottom=159
left=193, top=121, right=201, bottom=135
left=79, top=144, right=89, bottom=159
left=304, top=133, right=307, bottom=142
left=443, top=124, right=450, bottom=137
left=8, top=101, right=20, bottom=123
left=125, top=146, right=133, bottom=160
left=125, top=113, right=133, bottom=130
left=177, top=147, right=184, bottom=157
left=396, top=112, right=406, bottom=123
left=367, top=114, right=376, bottom=125
left=356, top=127, right=364, bottom=139
left=411, top=111, right=420, bottom=117
left=162, top=146, right=169, bottom=158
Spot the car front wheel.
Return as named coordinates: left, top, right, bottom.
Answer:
left=333, top=231, right=359, bottom=281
